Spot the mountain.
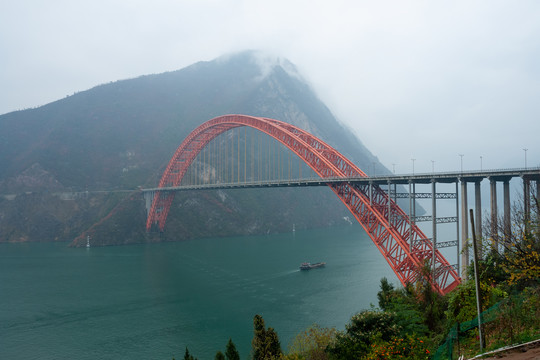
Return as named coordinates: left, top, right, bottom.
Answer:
left=0, top=50, right=387, bottom=246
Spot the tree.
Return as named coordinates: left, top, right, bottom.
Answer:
left=413, top=262, right=447, bottom=333
left=252, top=315, right=267, bottom=360
left=366, top=334, right=431, bottom=360
left=225, top=338, right=240, bottom=360
left=288, top=324, right=337, bottom=360
left=265, top=327, right=282, bottom=359
left=184, top=347, right=197, bottom=360
left=376, top=279, right=428, bottom=336
left=215, top=351, right=226, bottom=360
left=501, top=199, right=540, bottom=286
left=483, top=196, right=540, bottom=287
left=327, top=310, right=400, bottom=359
left=251, top=314, right=282, bottom=360
left=376, top=277, right=395, bottom=311
left=445, top=274, right=506, bottom=325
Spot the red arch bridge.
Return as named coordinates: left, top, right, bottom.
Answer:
left=145, top=115, right=471, bottom=295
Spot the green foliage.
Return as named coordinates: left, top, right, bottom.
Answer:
left=265, top=328, right=282, bottom=359
left=252, top=315, right=267, bottom=360
left=377, top=279, right=428, bottom=337
left=412, top=263, right=448, bottom=333
left=484, top=287, right=540, bottom=347
left=366, top=335, right=431, bottom=360
left=434, top=197, right=540, bottom=358
left=376, top=277, right=395, bottom=311
left=287, top=324, right=337, bottom=360
left=327, top=275, right=450, bottom=359
left=184, top=347, right=197, bottom=360
left=475, top=251, right=510, bottom=287
left=215, top=351, right=226, bottom=360
left=279, top=354, right=304, bottom=360
left=483, top=197, right=540, bottom=289
left=251, top=314, right=282, bottom=360
left=445, top=276, right=507, bottom=326
left=327, top=310, right=400, bottom=359
left=500, top=210, right=540, bottom=287
left=225, top=338, right=240, bottom=360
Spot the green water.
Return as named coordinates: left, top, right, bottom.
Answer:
left=0, top=225, right=396, bottom=359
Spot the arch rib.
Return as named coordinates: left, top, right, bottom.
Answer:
left=146, top=115, right=460, bottom=295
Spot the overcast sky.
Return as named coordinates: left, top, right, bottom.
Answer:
left=1, top=1, right=539, bottom=173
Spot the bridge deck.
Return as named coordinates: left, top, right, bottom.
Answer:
left=142, top=167, right=540, bottom=192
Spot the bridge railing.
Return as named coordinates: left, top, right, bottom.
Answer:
left=141, top=166, right=540, bottom=193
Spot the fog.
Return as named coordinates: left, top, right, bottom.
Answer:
left=1, top=0, right=539, bottom=172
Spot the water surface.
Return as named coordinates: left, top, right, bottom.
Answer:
left=0, top=225, right=397, bottom=359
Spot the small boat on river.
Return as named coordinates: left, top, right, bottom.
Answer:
left=300, top=262, right=326, bottom=270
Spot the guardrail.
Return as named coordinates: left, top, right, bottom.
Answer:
left=141, top=167, right=540, bottom=192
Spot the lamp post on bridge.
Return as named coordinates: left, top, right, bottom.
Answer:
left=524, top=148, right=528, bottom=169
left=480, top=155, right=483, bottom=171
left=411, top=158, right=416, bottom=175
left=459, top=154, right=464, bottom=173
left=431, top=160, right=435, bottom=174
left=392, top=163, right=396, bottom=174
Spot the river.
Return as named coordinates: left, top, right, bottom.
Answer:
left=0, top=225, right=397, bottom=359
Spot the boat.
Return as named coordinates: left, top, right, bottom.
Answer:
left=300, top=262, right=326, bottom=270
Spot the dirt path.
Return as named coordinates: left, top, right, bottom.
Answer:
left=469, top=340, right=540, bottom=359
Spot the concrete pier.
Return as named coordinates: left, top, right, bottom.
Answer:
left=432, top=180, right=437, bottom=275
left=144, top=190, right=155, bottom=216
left=475, top=181, right=482, bottom=257
left=503, top=180, right=511, bottom=242
left=524, top=179, right=530, bottom=227
left=490, top=179, right=498, bottom=251
left=461, top=180, right=469, bottom=276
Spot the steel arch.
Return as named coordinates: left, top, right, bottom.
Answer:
left=146, top=114, right=460, bottom=295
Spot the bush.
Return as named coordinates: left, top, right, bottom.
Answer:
left=327, top=310, right=400, bottom=359
left=366, top=335, right=431, bottom=360
left=287, top=324, right=337, bottom=360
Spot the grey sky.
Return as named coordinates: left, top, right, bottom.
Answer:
left=1, top=1, right=539, bottom=173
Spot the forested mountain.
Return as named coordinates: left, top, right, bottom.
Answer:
left=0, top=51, right=386, bottom=245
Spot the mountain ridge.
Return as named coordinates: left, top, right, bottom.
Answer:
left=0, top=50, right=387, bottom=245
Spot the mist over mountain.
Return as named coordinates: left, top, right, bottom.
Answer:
left=0, top=50, right=387, bottom=245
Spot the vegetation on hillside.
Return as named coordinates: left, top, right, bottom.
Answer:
left=0, top=51, right=381, bottom=245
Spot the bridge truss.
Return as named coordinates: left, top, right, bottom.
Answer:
left=146, top=114, right=460, bottom=295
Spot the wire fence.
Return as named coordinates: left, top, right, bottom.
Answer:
left=433, top=299, right=505, bottom=360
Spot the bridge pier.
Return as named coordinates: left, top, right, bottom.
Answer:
left=474, top=181, right=482, bottom=258
left=144, top=190, right=155, bottom=216
left=461, top=180, right=469, bottom=277
left=408, top=181, right=415, bottom=252
left=456, top=182, right=460, bottom=276
left=537, top=179, right=540, bottom=205
left=431, top=180, right=437, bottom=275
left=490, top=178, right=498, bottom=251
left=503, top=179, right=511, bottom=243
left=524, top=178, right=530, bottom=228
left=523, top=178, right=540, bottom=232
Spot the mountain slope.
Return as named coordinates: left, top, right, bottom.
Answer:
left=0, top=50, right=386, bottom=245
